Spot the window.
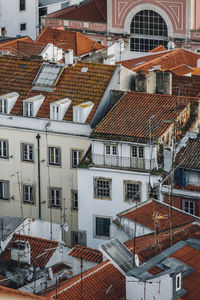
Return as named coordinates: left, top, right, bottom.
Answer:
left=0, top=181, right=9, bottom=200
left=105, top=145, right=117, bottom=155
left=20, top=0, right=26, bottom=11
left=183, top=200, right=195, bottom=215
left=50, top=188, right=61, bottom=207
left=124, top=181, right=140, bottom=202
left=20, top=23, right=26, bottom=31
left=95, top=217, right=111, bottom=238
left=176, top=273, right=181, bottom=291
left=94, top=178, right=111, bottom=199
left=130, top=10, right=168, bottom=52
left=72, top=190, right=78, bottom=210
left=131, top=146, right=144, bottom=158
left=23, top=185, right=34, bottom=203
left=52, top=105, right=60, bottom=120
left=0, top=99, right=7, bottom=114
left=72, top=150, right=83, bottom=168
left=22, top=144, right=34, bottom=162
left=49, top=147, right=61, bottom=165
left=0, top=140, right=8, bottom=158
left=24, top=102, right=33, bottom=117
left=148, top=185, right=159, bottom=200
left=71, top=231, right=87, bottom=246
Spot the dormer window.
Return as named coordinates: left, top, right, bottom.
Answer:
left=0, top=92, right=19, bottom=114
left=73, top=101, right=94, bottom=123
left=24, top=102, right=33, bottom=117
left=0, top=99, right=7, bottom=114
left=23, top=95, right=45, bottom=118
left=176, top=273, right=181, bottom=291
left=50, top=98, right=71, bottom=120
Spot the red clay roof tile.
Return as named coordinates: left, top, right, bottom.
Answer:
left=172, top=74, right=200, bottom=97
left=173, top=184, right=200, bottom=192
left=149, top=45, right=166, bottom=53
left=68, top=245, right=102, bottom=263
left=0, top=285, right=46, bottom=299
left=1, top=234, right=58, bottom=268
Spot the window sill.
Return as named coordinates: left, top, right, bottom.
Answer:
left=94, top=196, right=112, bottom=201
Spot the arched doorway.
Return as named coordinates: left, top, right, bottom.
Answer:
left=130, top=10, right=168, bottom=52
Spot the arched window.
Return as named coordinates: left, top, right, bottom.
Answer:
left=130, top=10, right=168, bottom=52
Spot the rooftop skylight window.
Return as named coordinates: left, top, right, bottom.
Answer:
left=0, top=92, right=19, bottom=114
left=32, top=63, right=64, bottom=92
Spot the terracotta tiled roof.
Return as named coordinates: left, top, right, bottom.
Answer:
left=192, top=67, right=200, bottom=76
left=47, top=0, right=107, bottom=23
left=119, top=200, right=196, bottom=232
left=68, top=245, right=102, bottom=263
left=0, top=285, right=46, bottom=299
left=121, top=49, right=200, bottom=72
left=36, top=27, right=105, bottom=56
left=17, top=41, right=46, bottom=57
left=125, top=223, right=200, bottom=262
left=45, top=260, right=125, bottom=300
left=175, top=135, right=200, bottom=170
left=173, top=184, right=200, bottom=192
left=172, top=74, right=200, bottom=97
left=149, top=45, right=166, bottom=53
left=171, top=245, right=200, bottom=299
left=91, top=91, right=199, bottom=143
left=164, top=64, right=193, bottom=76
left=0, top=55, right=116, bottom=123
left=1, top=234, right=58, bottom=268
left=0, top=37, right=33, bottom=55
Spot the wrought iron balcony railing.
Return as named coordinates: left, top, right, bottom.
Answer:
left=91, top=154, right=156, bottom=171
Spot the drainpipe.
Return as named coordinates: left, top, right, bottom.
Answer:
left=36, top=134, right=41, bottom=220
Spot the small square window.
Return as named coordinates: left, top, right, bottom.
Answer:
left=0, top=181, right=9, bottom=200
left=125, top=181, right=140, bottom=202
left=95, top=217, right=111, bottom=238
left=22, top=143, right=34, bottom=162
left=50, top=188, right=61, bottom=207
left=72, top=150, right=83, bottom=168
left=94, top=178, right=111, bottom=199
left=23, top=185, right=34, bottom=203
left=148, top=185, right=159, bottom=200
left=183, top=200, right=195, bottom=215
left=105, top=145, right=117, bottom=156
left=20, top=23, right=26, bottom=31
left=49, top=147, right=61, bottom=165
left=20, top=0, right=26, bottom=11
left=72, top=190, right=78, bottom=210
left=0, top=140, right=8, bottom=158
left=0, top=99, right=7, bottom=114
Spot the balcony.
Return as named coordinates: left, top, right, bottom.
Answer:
left=91, top=154, right=156, bottom=172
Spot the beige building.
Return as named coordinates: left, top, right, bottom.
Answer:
left=0, top=54, right=133, bottom=245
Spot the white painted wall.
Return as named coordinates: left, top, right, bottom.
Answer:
left=71, top=256, right=98, bottom=276
left=78, top=166, right=159, bottom=249
left=126, top=273, right=173, bottom=300
left=0, top=0, right=38, bottom=40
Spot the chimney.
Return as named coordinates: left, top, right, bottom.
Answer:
left=65, top=49, right=73, bottom=65
left=156, top=71, right=172, bottom=95
left=11, top=240, right=31, bottom=265
left=135, top=71, right=156, bottom=93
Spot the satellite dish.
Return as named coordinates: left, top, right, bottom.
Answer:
left=167, top=41, right=175, bottom=50
left=134, top=254, right=140, bottom=267
left=63, top=223, right=69, bottom=232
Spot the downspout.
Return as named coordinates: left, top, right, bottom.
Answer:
left=36, top=134, right=41, bottom=220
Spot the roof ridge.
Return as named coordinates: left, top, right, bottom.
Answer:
left=14, top=233, right=59, bottom=244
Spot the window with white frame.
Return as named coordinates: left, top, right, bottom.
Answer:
left=105, top=145, right=117, bottom=155
left=0, top=181, right=9, bottom=200
left=131, top=145, right=144, bottom=158
left=94, top=178, right=111, bottom=199
left=72, top=190, right=78, bottom=210
left=182, top=200, right=195, bottom=215
left=130, top=10, right=168, bottom=52
left=95, top=216, right=111, bottom=238
left=52, top=105, right=60, bottom=120
left=0, top=99, right=7, bottom=114
left=21, top=143, right=34, bottom=162
left=72, top=150, right=83, bottom=168
left=23, top=185, right=34, bottom=203
left=24, top=102, right=33, bottom=117
left=49, top=147, right=61, bottom=165
left=50, top=188, right=61, bottom=207
left=148, top=184, right=159, bottom=200
left=176, top=273, right=182, bottom=291
left=124, top=181, right=140, bottom=202
left=0, top=140, right=8, bottom=158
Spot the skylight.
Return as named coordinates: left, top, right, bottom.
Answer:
left=32, top=63, right=64, bottom=92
